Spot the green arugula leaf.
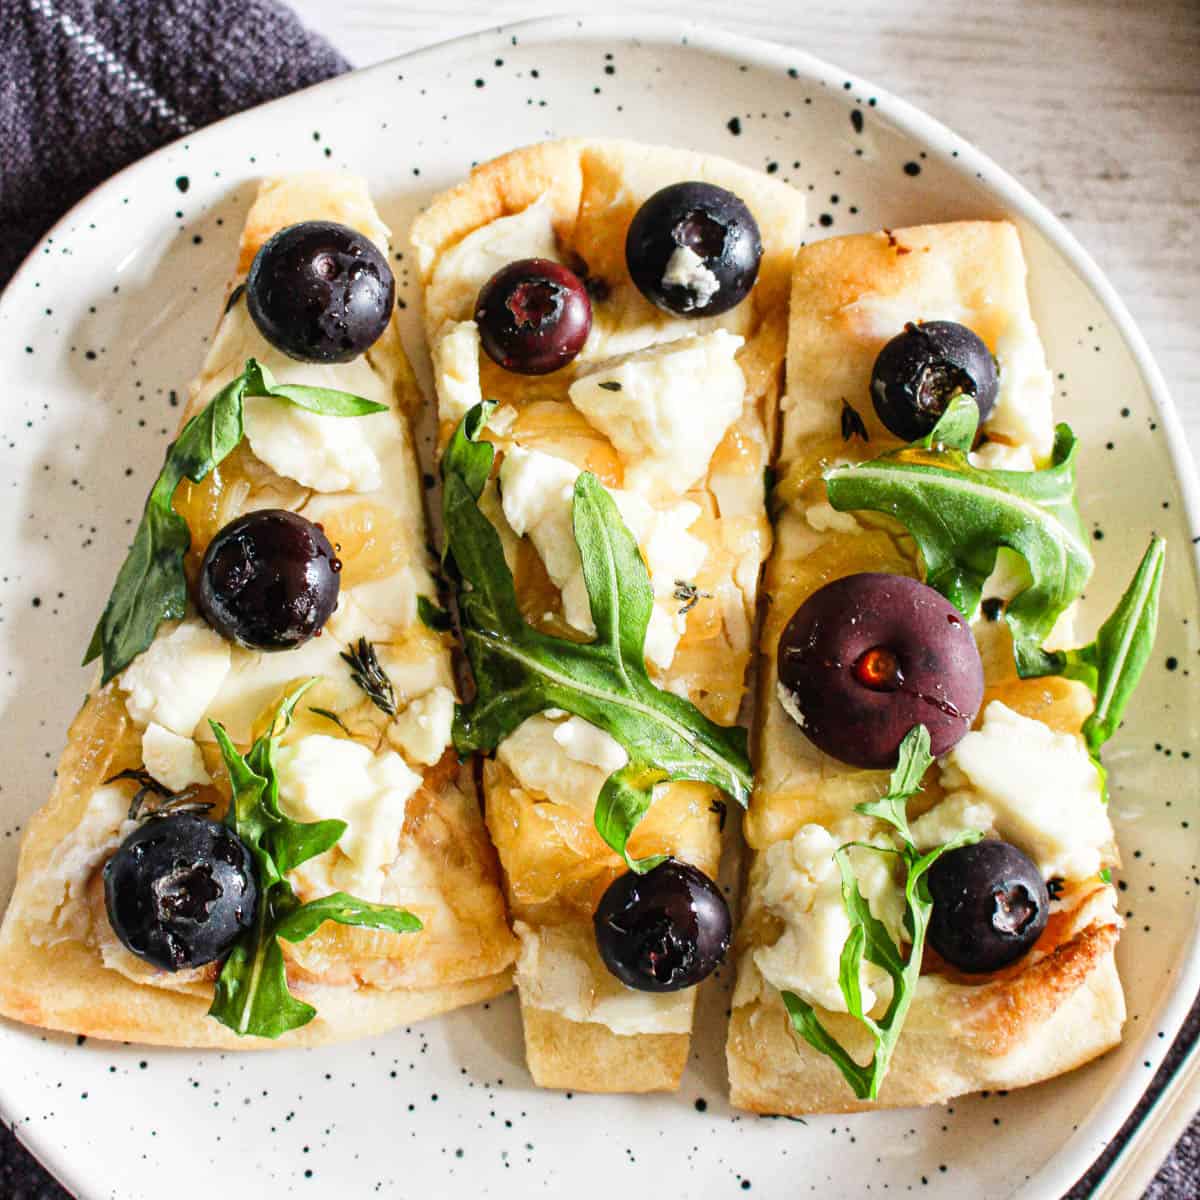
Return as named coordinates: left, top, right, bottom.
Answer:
left=417, top=595, right=453, bottom=632
left=594, top=763, right=671, bottom=874
left=84, top=359, right=388, bottom=685
left=1052, top=535, right=1165, bottom=758
left=782, top=723, right=981, bottom=1100
left=207, top=681, right=421, bottom=1039
left=854, top=725, right=931, bottom=842
left=824, top=395, right=1093, bottom=678
left=274, top=894, right=423, bottom=943
left=442, top=404, right=752, bottom=872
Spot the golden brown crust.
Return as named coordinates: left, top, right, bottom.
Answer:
left=0, top=173, right=516, bottom=1048
left=520, top=1005, right=688, bottom=1093
left=727, top=220, right=1124, bottom=1113
left=413, top=140, right=806, bottom=1093
left=411, top=141, right=586, bottom=278
left=0, top=930, right=511, bottom=1050
left=728, top=935, right=1123, bottom=1114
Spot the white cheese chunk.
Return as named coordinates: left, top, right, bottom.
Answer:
left=917, top=701, right=1112, bottom=880
left=498, top=445, right=589, bottom=626
left=982, top=546, right=1032, bottom=606
left=908, top=792, right=997, bottom=849
left=196, top=297, right=395, bottom=496
left=119, top=619, right=232, bottom=737
left=552, top=715, right=629, bottom=774
left=514, top=921, right=692, bottom=1035
left=661, top=245, right=720, bottom=309
left=753, top=819, right=903, bottom=1014
left=141, top=723, right=210, bottom=791
left=341, top=570, right=425, bottom=639
left=497, top=713, right=619, bottom=818
left=200, top=627, right=361, bottom=746
left=276, top=735, right=421, bottom=901
left=986, top=313, right=1055, bottom=462
left=426, top=196, right=559, bottom=327
left=805, top=500, right=862, bottom=535
left=498, top=445, right=706, bottom=668
left=244, top=395, right=384, bottom=493
left=488, top=404, right=519, bottom=435
left=969, top=440, right=1036, bottom=472
left=24, top=786, right=138, bottom=947
left=776, top=680, right=807, bottom=729
left=568, top=330, right=746, bottom=500
left=431, top=320, right=483, bottom=422
left=389, top=686, right=456, bottom=766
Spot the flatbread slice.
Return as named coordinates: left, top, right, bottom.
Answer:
left=727, top=221, right=1125, bottom=1112
left=0, top=173, right=517, bottom=1048
left=412, top=139, right=805, bottom=1091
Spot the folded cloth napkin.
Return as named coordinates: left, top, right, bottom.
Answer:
left=0, top=2, right=1197, bottom=1198
left=0, top=0, right=348, bottom=286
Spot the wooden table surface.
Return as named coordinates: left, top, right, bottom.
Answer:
left=287, top=2, right=1200, bottom=1195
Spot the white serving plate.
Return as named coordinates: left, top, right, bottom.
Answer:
left=0, top=16, right=1196, bottom=1200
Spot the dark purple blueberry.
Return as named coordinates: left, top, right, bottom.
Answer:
left=247, top=221, right=395, bottom=363
left=776, top=572, right=983, bottom=768
left=927, top=840, right=1050, bottom=973
left=594, top=859, right=731, bottom=992
left=104, top=811, right=257, bottom=972
left=870, top=321, right=999, bottom=441
left=625, top=181, right=762, bottom=317
left=197, top=509, right=341, bottom=650
left=475, top=258, right=592, bottom=375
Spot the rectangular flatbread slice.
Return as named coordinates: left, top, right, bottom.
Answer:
left=412, top=139, right=805, bottom=1091
left=727, top=221, right=1125, bottom=1112
left=0, top=173, right=517, bottom=1048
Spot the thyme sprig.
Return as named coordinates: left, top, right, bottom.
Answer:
left=340, top=637, right=398, bottom=716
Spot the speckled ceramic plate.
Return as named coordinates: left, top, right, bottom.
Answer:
left=1, top=15, right=1196, bottom=1200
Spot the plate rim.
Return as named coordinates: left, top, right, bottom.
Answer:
left=1, top=13, right=1197, bottom=1199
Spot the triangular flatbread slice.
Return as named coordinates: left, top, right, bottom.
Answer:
left=412, top=139, right=806, bottom=1091
left=0, top=174, right=516, bottom=1048
left=727, top=221, right=1124, bottom=1112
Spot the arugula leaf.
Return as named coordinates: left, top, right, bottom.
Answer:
left=782, top=725, right=981, bottom=1100
left=854, top=724, right=930, bottom=842
left=594, top=764, right=671, bottom=874
left=825, top=396, right=1093, bottom=678
left=274, top=894, right=423, bottom=943
left=442, top=404, right=752, bottom=872
left=208, top=681, right=420, bottom=1039
left=84, top=359, right=388, bottom=685
left=417, top=595, right=453, bottom=632
left=1052, top=535, right=1165, bottom=758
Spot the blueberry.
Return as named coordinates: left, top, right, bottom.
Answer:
left=927, top=840, right=1050, bottom=973
left=197, top=509, right=341, bottom=650
left=103, top=812, right=257, bottom=972
left=870, top=321, right=998, bottom=441
left=777, top=573, right=983, bottom=768
left=475, top=258, right=592, bottom=374
left=594, top=859, right=731, bottom=992
left=246, top=221, right=395, bottom=363
left=625, top=181, right=762, bottom=317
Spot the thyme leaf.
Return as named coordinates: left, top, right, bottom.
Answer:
left=340, top=637, right=398, bottom=716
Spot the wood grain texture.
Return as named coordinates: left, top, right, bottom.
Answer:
left=289, top=0, right=1200, bottom=464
